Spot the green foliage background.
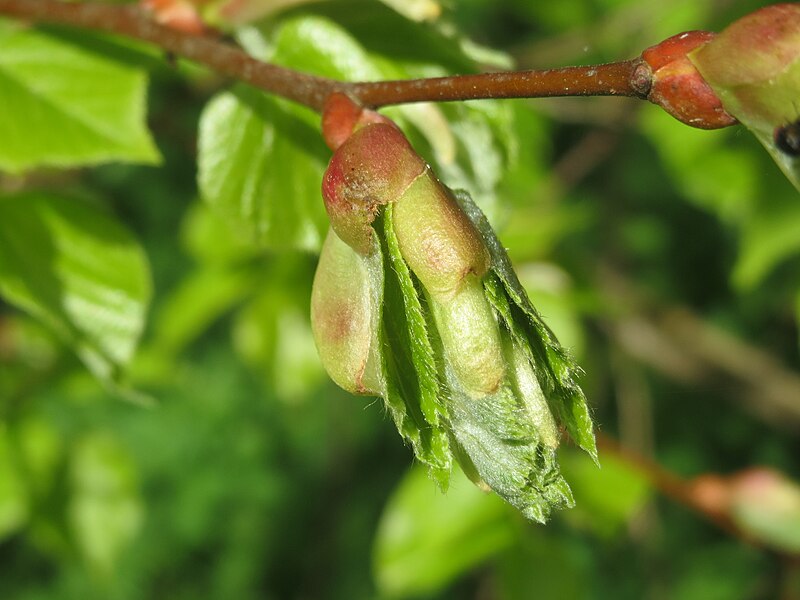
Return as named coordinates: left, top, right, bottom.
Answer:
left=1, top=0, right=799, bottom=598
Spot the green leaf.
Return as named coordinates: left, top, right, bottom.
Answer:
left=0, top=428, right=28, bottom=541
left=379, top=207, right=451, bottom=484
left=0, top=21, right=159, bottom=173
left=732, top=189, right=800, bottom=289
left=373, top=465, right=515, bottom=598
left=68, top=433, right=143, bottom=576
left=232, top=256, right=326, bottom=402
left=559, top=448, right=651, bottom=537
left=199, top=12, right=523, bottom=250
left=152, top=266, right=255, bottom=356
left=454, top=190, right=597, bottom=461
left=0, top=193, right=151, bottom=395
left=197, top=86, right=329, bottom=251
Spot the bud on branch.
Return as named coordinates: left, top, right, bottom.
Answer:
left=311, top=95, right=596, bottom=522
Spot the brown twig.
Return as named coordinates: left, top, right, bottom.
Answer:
left=0, top=0, right=651, bottom=113
left=596, top=433, right=747, bottom=541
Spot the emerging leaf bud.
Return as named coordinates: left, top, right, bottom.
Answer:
left=640, top=31, right=736, bottom=129
left=690, top=4, right=800, bottom=132
left=310, top=229, right=384, bottom=395
left=688, top=4, right=800, bottom=190
left=322, top=123, right=426, bottom=254
left=312, top=96, right=596, bottom=522
left=392, top=172, right=490, bottom=300
left=428, top=274, right=505, bottom=398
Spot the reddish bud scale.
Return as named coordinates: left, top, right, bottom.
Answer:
left=141, top=0, right=206, bottom=35
left=321, top=93, right=396, bottom=151
left=322, top=122, right=426, bottom=254
left=641, top=31, right=736, bottom=130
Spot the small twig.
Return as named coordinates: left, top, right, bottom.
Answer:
left=596, top=433, right=746, bottom=541
left=0, top=0, right=650, bottom=113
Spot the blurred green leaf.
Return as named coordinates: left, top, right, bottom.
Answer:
left=373, top=465, right=514, bottom=598
left=180, top=201, right=260, bottom=266
left=496, top=531, right=591, bottom=600
left=558, top=448, right=651, bottom=537
left=153, top=266, right=255, bottom=356
left=232, top=256, right=324, bottom=402
left=732, top=186, right=800, bottom=289
left=68, top=433, right=143, bottom=576
left=639, top=109, right=758, bottom=222
left=0, top=20, right=159, bottom=173
left=0, top=427, right=29, bottom=541
left=0, top=193, right=151, bottom=395
left=17, top=417, right=62, bottom=497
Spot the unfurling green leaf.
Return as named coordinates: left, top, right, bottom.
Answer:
left=311, top=96, right=595, bottom=522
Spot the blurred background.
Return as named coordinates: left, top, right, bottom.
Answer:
left=1, top=0, right=799, bottom=598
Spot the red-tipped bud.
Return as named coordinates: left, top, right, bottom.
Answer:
left=321, top=93, right=396, bottom=151
left=641, top=31, right=736, bottom=129
left=141, top=0, right=207, bottom=35
left=321, top=123, right=426, bottom=254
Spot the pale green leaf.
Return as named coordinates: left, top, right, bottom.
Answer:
left=0, top=193, right=151, bottom=393
left=0, top=21, right=159, bottom=172
left=373, top=465, right=514, bottom=598
left=380, top=207, right=451, bottom=484
left=197, top=87, right=329, bottom=251
left=559, top=448, right=651, bottom=536
left=68, top=433, right=143, bottom=575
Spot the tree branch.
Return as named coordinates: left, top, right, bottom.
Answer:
left=0, top=0, right=650, bottom=113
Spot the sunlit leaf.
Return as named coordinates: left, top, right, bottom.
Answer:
left=199, top=12, right=523, bottom=249
left=197, top=87, right=329, bottom=252
left=0, top=193, right=151, bottom=395
left=0, top=20, right=159, bottom=172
